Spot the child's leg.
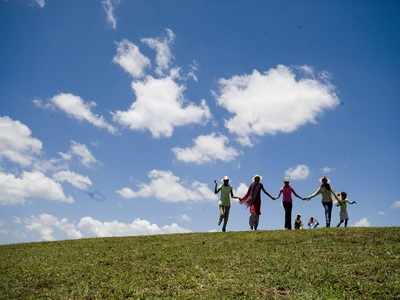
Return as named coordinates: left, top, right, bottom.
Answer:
left=344, top=218, right=348, bottom=228
left=337, top=220, right=343, bottom=227
left=222, top=206, right=230, bottom=232
left=218, top=205, right=224, bottom=225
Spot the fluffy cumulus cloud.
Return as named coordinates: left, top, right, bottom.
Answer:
left=113, top=39, right=151, bottom=78
left=116, top=169, right=215, bottom=203
left=285, top=164, right=310, bottom=180
left=0, top=116, right=42, bottom=166
left=34, top=93, right=116, bottom=134
left=178, top=214, right=192, bottom=223
left=0, top=170, right=73, bottom=205
left=216, top=65, right=339, bottom=145
left=172, top=133, right=239, bottom=164
left=23, top=213, right=189, bottom=242
left=53, top=170, right=92, bottom=190
left=102, top=0, right=120, bottom=30
left=391, top=201, right=400, bottom=209
left=353, top=218, right=371, bottom=227
left=25, top=214, right=82, bottom=241
left=112, top=76, right=211, bottom=137
left=141, top=28, right=175, bottom=74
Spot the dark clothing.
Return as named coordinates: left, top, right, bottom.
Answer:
left=283, top=201, right=292, bottom=230
left=323, top=202, right=333, bottom=227
left=294, top=219, right=302, bottom=230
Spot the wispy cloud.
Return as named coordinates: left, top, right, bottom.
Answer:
left=102, top=0, right=120, bottom=30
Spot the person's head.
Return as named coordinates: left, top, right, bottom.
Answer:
left=309, top=217, right=314, bottom=222
left=296, top=214, right=301, bottom=220
left=254, top=175, right=261, bottom=183
left=320, top=176, right=331, bottom=191
left=283, top=177, right=290, bottom=187
left=222, top=176, right=229, bottom=185
left=341, top=192, right=347, bottom=200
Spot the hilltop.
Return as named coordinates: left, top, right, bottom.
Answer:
left=0, top=228, right=399, bottom=299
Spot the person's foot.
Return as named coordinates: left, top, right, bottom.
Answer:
left=222, top=226, right=226, bottom=232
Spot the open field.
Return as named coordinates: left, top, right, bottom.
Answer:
left=0, top=228, right=399, bottom=299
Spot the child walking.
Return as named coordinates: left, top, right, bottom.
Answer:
left=214, top=176, right=239, bottom=232
left=275, top=177, right=305, bottom=230
left=336, top=192, right=356, bottom=228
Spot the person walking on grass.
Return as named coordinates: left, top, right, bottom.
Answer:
left=336, top=192, right=356, bottom=228
left=304, top=176, right=340, bottom=228
left=240, top=175, right=275, bottom=231
left=275, top=177, right=305, bottom=230
left=214, top=176, right=239, bottom=232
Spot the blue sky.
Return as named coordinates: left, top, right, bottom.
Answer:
left=0, top=0, right=399, bottom=244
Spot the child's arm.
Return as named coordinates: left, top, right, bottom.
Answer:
left=214, top=180, right=221, bottom=194
left=291, top=188, right=305, bottom=200
left=304, top=187, right=321, bottom=200
left=275, top=190, right=283, bottom=200
left=347, top=200, right=357, bottom=205
left=230, top=188, right=239, bottom=199
left=261, top=184, right=276, bottom=200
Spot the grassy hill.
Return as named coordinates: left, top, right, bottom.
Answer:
left=0, top=228, right=399, bottom=299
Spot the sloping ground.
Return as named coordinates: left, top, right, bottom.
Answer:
left=0, top=228, right=399, bottom=299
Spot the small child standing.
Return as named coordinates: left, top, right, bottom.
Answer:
left=336, top=192, right=356, bottom=228
left=294, top=214, right=303, bottom=230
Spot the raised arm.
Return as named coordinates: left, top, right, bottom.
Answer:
left=214, top=180, right=221, bottom=194
left=347, top=200, right=357, bottom=205
left=330, top=190, right=340, bottom=202
left=261, top=184, right=275, bottom=200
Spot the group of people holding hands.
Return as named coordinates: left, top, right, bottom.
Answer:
left=214, top=175, right=356, bottom=232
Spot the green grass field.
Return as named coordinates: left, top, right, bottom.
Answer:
left=0, top=228, right=399, bottom=299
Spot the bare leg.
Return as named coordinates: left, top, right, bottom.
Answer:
left=337, top=220, right=343, bottom=227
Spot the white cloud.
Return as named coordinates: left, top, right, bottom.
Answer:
left=235, top=183, right=249, bottom=198
left=102, top=0, right=119, bottom=30
left=216, top=65, right=339, bottom=145
left=113, top=40, right=150, bottom=78
left=391, top=201, right=400, bottom=209
left=35, top=0, right=46, bottom=8
left=0, top=170, right=73, bottom=205
left=322, top=166, right=334, bottom=174
left=172, top=133, right=239, bottom=164
left=112, top=75, right=211, bottom=138
left=78, top=217, right=190, bottom=237
left=23, top=213, right=190, bottom=242
left=353, top=218, right=371, bottom=227
left=69, top=141, right=97, bottom=167
left=285, top=164, right=310, bottom=180
left=0, top=116, right=42, bottom=166
left=116, top=169, right=215, bottom=203
left=53, top=170, right=92, bottom=190
left=35, top=93, right=116, bottom=134
left=141, top=28, right=175, bottom=74
left=25, top=214, right=82, bottom=241
left=378, top=211, right=385, bottom=216
left=179, top=214, right=192, bottom=223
